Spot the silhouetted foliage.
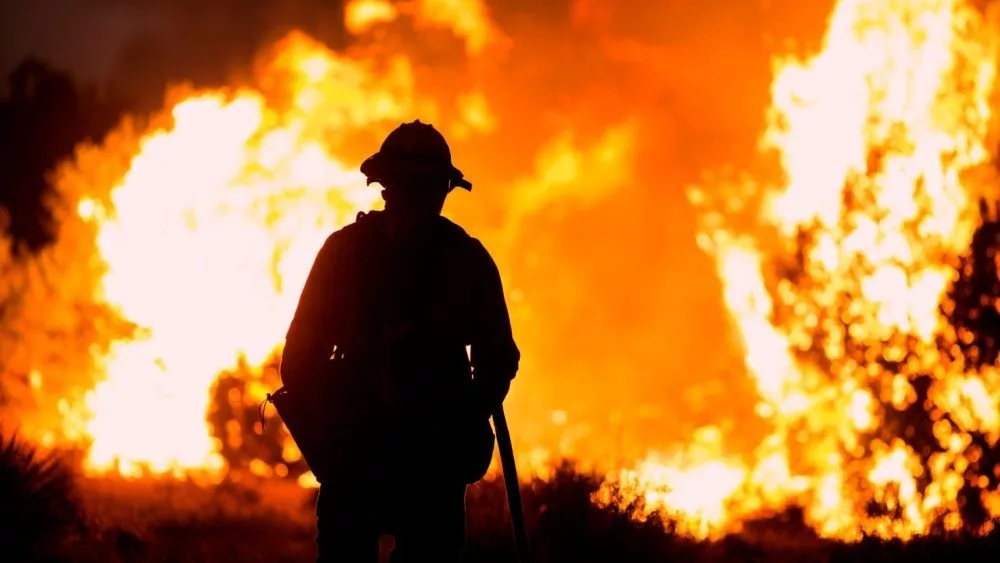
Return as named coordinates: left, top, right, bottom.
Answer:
left=0, top=431, right=80, bottom=561
left=949, top=198, right=1000, bottom=369
left=938, top=197, right=1000, bottom=530
left=767, top=179, right=1000, bottom=532
left=0, top=58, right=125, bottom=251
left=209, top=356, right=312, bottom=479
left=34, top=465, right=1000, bottom=562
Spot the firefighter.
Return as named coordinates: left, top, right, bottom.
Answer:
left=280, top=120, right=520, bottom=562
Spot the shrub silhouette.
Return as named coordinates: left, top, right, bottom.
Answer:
left=0, top=431, right=80, bottom=561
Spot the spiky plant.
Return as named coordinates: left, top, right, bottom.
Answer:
left=0, top=430, right=80, bottom=561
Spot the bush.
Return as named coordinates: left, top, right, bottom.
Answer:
left=0, top=431, right=81, bottom=561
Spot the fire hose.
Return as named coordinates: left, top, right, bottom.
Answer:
left=492, top=405, right=532, bottom=563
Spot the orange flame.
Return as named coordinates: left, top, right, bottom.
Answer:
left=76, top=33, right=405, bottom=477
left=663, top=0, right=1000, bottom=540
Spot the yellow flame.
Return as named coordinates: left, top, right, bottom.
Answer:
left=414, top=0, right=500, bottom=55
left=79, top=35, right=390, bottom=477
left=596, top=427, right=748, bottom=537
left=345, top=0, right=399, bottom=35
left=672, top=0, right=1000, bottom=540
left=345, top=0, right=501, bottom=55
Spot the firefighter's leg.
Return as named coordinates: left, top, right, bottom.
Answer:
left=315, top=484, right=379, bottom=563
left=388, top=483, right=467, bottom=563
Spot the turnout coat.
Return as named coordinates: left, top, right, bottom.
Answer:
left=278, top=210, right=520, bottom=485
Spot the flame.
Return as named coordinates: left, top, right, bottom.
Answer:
left=346, top=0, right=399, bottom=35
left=597, top=426, right=748, bottom=537
left=29, top=17, right=635, bottom=482
left=77, top=33, right=399, bottom=477
left=5, top=0, right=1000, bottom=543
left=345, top=0, right=501, bottom=56
left=669, top=0, right=1000, bottom=540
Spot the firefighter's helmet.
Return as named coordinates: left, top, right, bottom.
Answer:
left=360, top=120, right=472, bottom=191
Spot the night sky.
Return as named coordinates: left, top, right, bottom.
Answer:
left=0, top=0, right=835, bottom=98
left=0, top=0, right=350, bottom=100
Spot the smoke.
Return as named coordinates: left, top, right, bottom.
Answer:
left=1, top=0, right=350, bottom=103
left=1, top=0, right=140, bottom=84
left=0, top=0, right=834, bottom=101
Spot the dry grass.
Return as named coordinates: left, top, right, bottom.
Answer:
left=3, top=452, right=999, bottom=563
left=0, top=431, right=81, bottom=562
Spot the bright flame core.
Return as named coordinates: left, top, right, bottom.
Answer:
left=83, top=90, right=380, bottom=476
left=663, top=0, right=1000, bottom=540
left=79, top=35, right=393, bottom=476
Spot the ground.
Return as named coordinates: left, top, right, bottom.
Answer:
left=41, top=466, right=1000, bottom=563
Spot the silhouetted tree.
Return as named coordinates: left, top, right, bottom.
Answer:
left=0, top=58, right=125, bottom=251
left=938, top=197, right=1000, bottom=531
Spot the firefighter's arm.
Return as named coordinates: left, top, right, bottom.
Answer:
left=468, top=241, right=520, bottom=416
left=280, top=234, right=340, bottom=390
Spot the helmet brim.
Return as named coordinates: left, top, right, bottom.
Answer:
left=360, top=152, right=472, bottom=191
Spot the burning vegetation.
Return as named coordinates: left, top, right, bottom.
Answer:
left=603, top=0, right=1000, bottom=540
left=2, top=0, right=1000, bottom=551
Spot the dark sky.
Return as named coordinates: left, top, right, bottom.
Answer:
left=0, top=0, right=350, bottom=98
left=1, top=0, right=143, bottom=81
left=0, top=0, right=834, bottom=86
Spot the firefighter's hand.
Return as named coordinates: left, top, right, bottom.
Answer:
left=471, top=378, right=511, bottom=419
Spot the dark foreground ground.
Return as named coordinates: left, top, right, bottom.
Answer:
left=59, top=470, right=1000, bottom=563
left=3, top=434, right=1000, bottom=563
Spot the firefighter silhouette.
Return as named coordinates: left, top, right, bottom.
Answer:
left=279, top=120, right=520, bottom=562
